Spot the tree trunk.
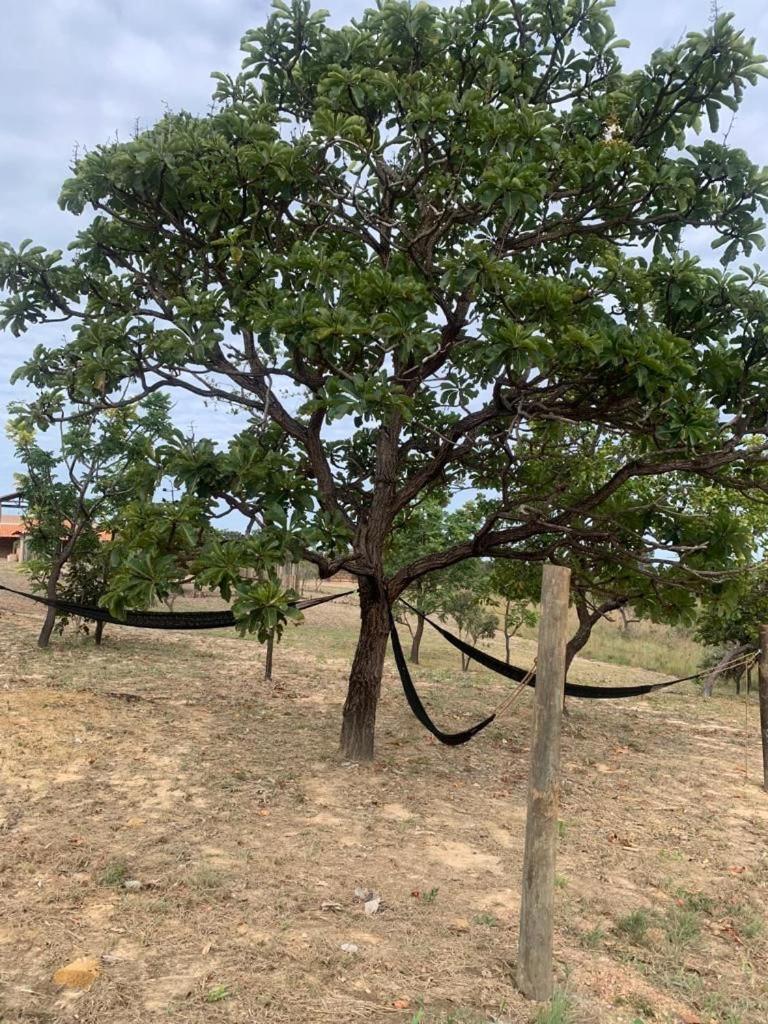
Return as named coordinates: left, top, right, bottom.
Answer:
left=94, top=620, right=105, bottom=646
left=410, top=614, right=425, bottom=665
left=37, top=565, right=65, bottom=649
left=340, top=578, right=390, bottom=762
left=702, top=644, right=754, bottom=698
left=38, top=605, right=58, bottom=649
left=503, top=599, right=512, bottom=664
left=264, top=632, right=274, bottom=682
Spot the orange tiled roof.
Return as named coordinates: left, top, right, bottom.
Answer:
left=0, top=523, right=25, bottom=538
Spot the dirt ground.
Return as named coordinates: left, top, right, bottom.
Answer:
left=1, top=569, right=767, bottom=1024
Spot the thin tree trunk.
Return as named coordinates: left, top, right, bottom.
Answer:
left=264, top=632, right=274, bottom=682
left=340, top=577, right=390, bottom=762
left=94, top=620, right=105, bottom=646
left=410, top=614, right=425, bottom=665
left=38, top=605, right=58, bottom=649
left=504, top=599, right=512, bottom=664
left=38, top=563, right=65, bottom=648
left=702, top=644, right=754, bottom=698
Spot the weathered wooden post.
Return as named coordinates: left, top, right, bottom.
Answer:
left=517, top=562, right=571, bottom=1002
left=759, top=625, right=768, bottom=792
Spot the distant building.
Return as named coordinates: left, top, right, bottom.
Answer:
left=0, top=493, right=28, bottom=562
left=0, top=513, right=28, bottom=562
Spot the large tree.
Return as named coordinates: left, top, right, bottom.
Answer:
left=3, top=0, right=768, bottom=758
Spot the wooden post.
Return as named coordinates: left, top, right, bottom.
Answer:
left=517, top=563, right=571, bottom=1002
left=759, top=626, right=768, bottom=792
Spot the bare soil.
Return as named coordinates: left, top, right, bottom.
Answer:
left=1, top=568, right=766, bottom=1023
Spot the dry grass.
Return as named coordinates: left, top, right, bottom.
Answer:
left=1, top=565, right=767, bottom=1024
left=515, top=609, right=707, bottom=681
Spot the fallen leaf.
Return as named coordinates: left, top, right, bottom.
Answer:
left=393, top=999, right=410, bottom=1009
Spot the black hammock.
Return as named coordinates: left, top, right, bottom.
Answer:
left=0, top=582, right=354, bottom=630
left=388, top=600, right=708, bottom=746
left=0, top=582, right=701, bottom=748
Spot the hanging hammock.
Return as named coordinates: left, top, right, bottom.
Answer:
left=0, top=582, right=354, bottom=630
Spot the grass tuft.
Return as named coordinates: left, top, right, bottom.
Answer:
left=534, top=990, right=574, bottom=1024
left=100, top=860, right=129, bottom=887
left=616, top=909, right=650, bottom=944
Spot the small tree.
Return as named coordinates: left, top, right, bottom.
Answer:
left=9, top=397, right=173, bottom=647
left=695, top=569, right=768, bottom=694
left=438, top=560, right=499, bottom=671
left=390, top=496, right=490, bottom=664
left=441, top=591, right=499, bottom=672
left=490, top=561, right=539, bottom=664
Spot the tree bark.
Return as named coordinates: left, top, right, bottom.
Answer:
left=759, top=625, right=768, bottom=792
left=410, top=613, right=425, bottom=665
left=504, top=599, right=512, bottom=664
left=94, top=620, right=105, bottom=646
left=340, top=577, right=390, bottom=762
left=38, top=605, right=58, bottom=649
left=264, top=632, right=275, bottom=682
left=702, top=644, right=754, bottom=698
left=37, top=563, right=66, bottom=649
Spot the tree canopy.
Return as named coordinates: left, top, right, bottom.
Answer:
left=3, top=0, right=768, bottom=758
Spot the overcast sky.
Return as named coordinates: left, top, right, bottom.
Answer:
left=1, top=0, right=767, bottom=490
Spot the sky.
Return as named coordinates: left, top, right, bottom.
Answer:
left=1, top=0, right=768, bottom=491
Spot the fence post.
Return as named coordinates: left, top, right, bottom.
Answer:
left=759, top=625, right=768, bottom=792
left=517, top=563, right=571, bottom=1002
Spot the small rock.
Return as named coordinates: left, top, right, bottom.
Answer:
left=340, top=943, right=359, bottom=954
left=448, top=917, right=471, bottom=934
left=53, top=957, right=101, bottom=990
left=123, top=879, right=142, bottom=891
left=364, top=896, right=381, bottom=916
